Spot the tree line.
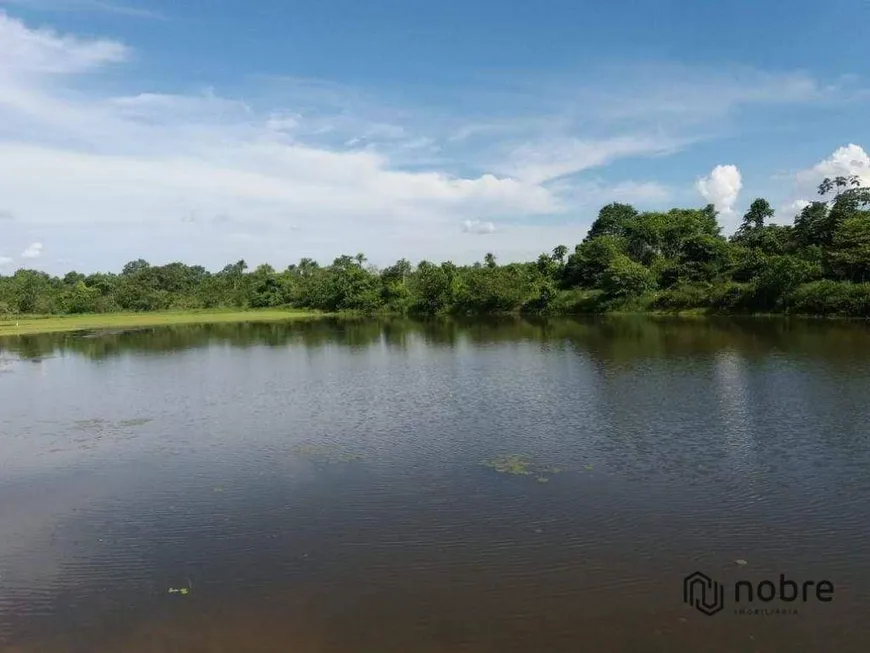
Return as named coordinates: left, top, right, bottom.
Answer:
left=2, top=176, right=870, bottom=318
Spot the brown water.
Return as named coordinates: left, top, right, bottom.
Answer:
left=2, top=316, right=870, bottom=652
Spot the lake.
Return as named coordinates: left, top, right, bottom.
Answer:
left=2, top=316, right=870, bottom=652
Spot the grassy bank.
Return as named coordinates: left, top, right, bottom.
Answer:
left=0, top=308, right=324, bottom=337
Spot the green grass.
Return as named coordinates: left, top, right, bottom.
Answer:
left=0, top=308, right=324, bottom=336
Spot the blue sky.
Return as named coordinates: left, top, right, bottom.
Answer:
left=1, top=0, right=869, bottom=273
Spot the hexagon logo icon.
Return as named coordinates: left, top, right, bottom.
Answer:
left=683, top=571, right=725, bottom=616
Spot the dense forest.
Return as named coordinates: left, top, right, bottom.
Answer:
left=2, top=176, right=870, bottom=318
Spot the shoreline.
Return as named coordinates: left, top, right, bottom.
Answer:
left=3, top=307, right=867, bottom=337
left=0, top=309, right=325, bottom=337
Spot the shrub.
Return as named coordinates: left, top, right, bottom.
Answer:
left=709, top=282, right=755, bottom=312
left=753, top=256, right=822, bottom=311
left=787, top=281, right=870, bottom=317
left=652, top=283, right=712, bottom=311
left=601, top=255, right=656, bottom=298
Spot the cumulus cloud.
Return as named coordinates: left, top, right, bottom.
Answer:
left=780, top=144, right=870, bottom=220
left=697, top=164, right=742, bottom=218
left=778, top=199, right=811, bottom=219
left=461, top=219, right=496, bottom=235
left=20, top=242, right=43, bottom=258
left=0, top=255, right=12, bottom=266
left=797, top=144, right=870, bottom=187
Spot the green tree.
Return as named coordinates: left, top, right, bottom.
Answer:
left=828, top=214, right=870, bottom=282
left=624, top=208, right=722, bottom=266
left=122, top=259, right=150, bottom=276
left=753, top=255, right=821, bottom=311
left=551, top=245, right=568, bottom=264
left=601, top=254, right=656, bottom=298
left=563, top=234, right=626, bottom=287
left=796, top=177, right=870, bottom=248
left=61, top=281, right=101, bottom=314
left=586, top=203, right=638, bottom=240
left=733, top=199, right=775, bottom=246
left=381, top=259, right=413, bottom=312
left=793, top=201, right=829, bottom=248
left=411, top=261, right=455, bottom=314
left=249, top=264, right=287, bottom=308
left=453, top=264, right=535, bottom=313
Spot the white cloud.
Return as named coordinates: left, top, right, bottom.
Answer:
left=0, top=143, right=558, bottom=225
left=0, top=11, right=562, bottom=268
left=0, top=11, right=128, bottom=76
left=0, top=255, right=12, bottom=266
left=577, top=65, right=828, bottom=123
left=697, top=165, right=742, bottom=220
left=554, top=179, right=671, bottom=206
left=461, top=219, right=495, bottom=235
left=0, top=12, right=854, bottom=272
left=780, top=144, right=870, bottom=221
left=797, top=143, right=870, bottom=187
left=778, top=199, right=811, bottom=219
left=21, top=242, right=43, bottom=258
left=500, top=135, right=680, bottom=185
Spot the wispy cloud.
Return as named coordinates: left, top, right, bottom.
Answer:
left=498, top=135, right=684, bottom=185
left=0, top=10, right=128, bottom=75
left=0, top=0, right=164, bottom=19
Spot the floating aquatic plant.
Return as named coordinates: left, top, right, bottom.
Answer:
left=118, top=417, right=153, bottom=427
left=481, top=454, right=534, bottom=475
left=168, top=579, right=193, bottom=595
left=481, top=455, right=579, bottom=482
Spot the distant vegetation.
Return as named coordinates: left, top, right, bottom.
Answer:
left=2, top=176, right=870, bottom=318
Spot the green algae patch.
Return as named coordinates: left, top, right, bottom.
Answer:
left=481, top=454, right=534, bottom=475
left=481, top=454, right=571, bottom=483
